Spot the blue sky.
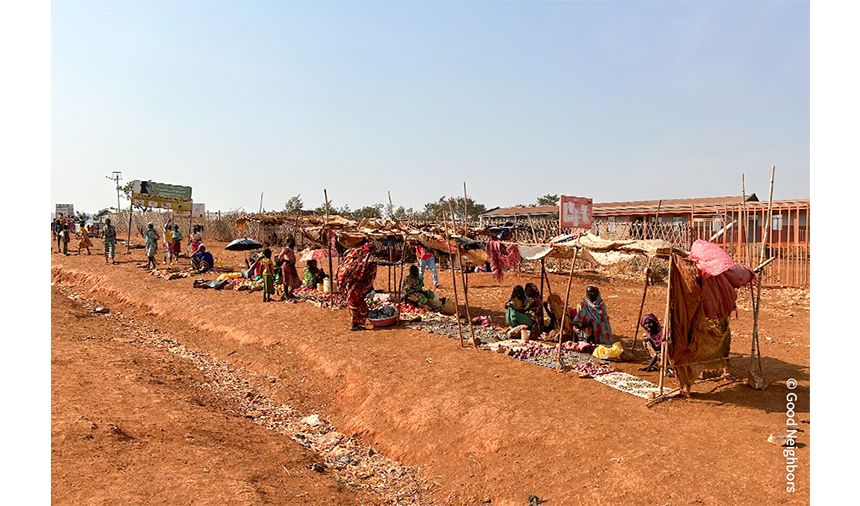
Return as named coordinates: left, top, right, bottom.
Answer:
left=50, top=0, right=810, bottom=215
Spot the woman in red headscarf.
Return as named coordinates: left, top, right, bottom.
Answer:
left=336, top=240, right=377, bottom=331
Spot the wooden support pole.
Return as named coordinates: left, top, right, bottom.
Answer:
left=741, top=175, right=748, bottom=265
left=630, top=261, right=652, bottom=353
left=463, top=182, right=469, bottom=230
left=527, top=214, right=538, bottom=243
left=442, top=210, right=465, bottom=348
left=397, top=232, right=407, bottom=303
left=654, top=200, right=663, bottom=241
left=449, top=201, right=478, bottom=347
left=556, top=247, right=579, bottom=372
left=126, top=207, right=134, bottom=253
left=689, top=204, right=695, bottom=249
left=750, top=166, right=775, bottom=379
left=658, top=255, right=673, bottom=395
left=539, top=258, right=545, bottom=304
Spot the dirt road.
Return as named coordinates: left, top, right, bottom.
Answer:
left=51, top=240, right=810, bottom=505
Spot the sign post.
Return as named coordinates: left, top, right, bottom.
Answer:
left=131, top=180, right=193, bottom=211
left=55, top=204, right=75, bottom=220
left=559, top=196, right=593, bottom=231
left=128, top=180, right=193, bottom=253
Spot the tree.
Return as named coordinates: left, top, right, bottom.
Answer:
left=535, top=194, right=559, bottom=206
left=352, top=204, right=384, bottom=220
left=74, top=211, right=91, bottom=223
left=284, top=194, right=303, bottom=215
left=417, top=195, right=486, bottom=223
left=314, top=198, right=337, bottom=216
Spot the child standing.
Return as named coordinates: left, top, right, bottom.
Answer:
left=163, top=223, right=174, bottom=264
left=171, top=224, right=183, bottom=262
left=77, top=221, right=92, bottom=255
left=260, top=248, right=275, bottom=302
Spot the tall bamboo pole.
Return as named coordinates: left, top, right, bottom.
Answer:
left=741, top=174, right=751, bottom=263
left=556, top=247, right=579, bottom=372
left=750, top=165, right=775, bottom=378
left=125, top=207, right=138, bottom=255
left=463, top=182, right=469, bottom=228
left=630, top=261, right=652, bottom=353
left=449, top=201, right=478, bottom=347
left=658, top=254, right=674, bottom=395
left=442, top=212, right=465, bottom=348
left=527, top=214, right=538, bottom=243
left=689, top=204, right=695, bottom=249
left=539, top=258, right=545, bottom=304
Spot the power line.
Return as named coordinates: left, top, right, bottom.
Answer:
left=106, top=171, right=122, bottom=213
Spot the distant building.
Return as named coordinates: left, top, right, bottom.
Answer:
left=478, top=194, right=810, bottom=287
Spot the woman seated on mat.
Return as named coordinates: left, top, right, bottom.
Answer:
left=302, top=259, right=328, bottom=288
left=568, top=285, right=613, bottom=346
left=638, top=313, right=674, bottom=376
left=191, top=245, right=215, bottom=273
left=402, top=265, right=443, bottom=310
left=523, top=283, right=544, bottom=338
left=505, top=285, right=535, bottom=337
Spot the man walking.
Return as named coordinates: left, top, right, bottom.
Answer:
left=413, top=241, right=440, bottom=288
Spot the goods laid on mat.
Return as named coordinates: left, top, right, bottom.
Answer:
left=292, top=287, right=345, bottom=306
left=403, top=314, right=507, bottom=344
left=367, top=294, right=427, bottom=315
left=484, top=340, right=610, bottom=369
left=591, top=371, right=661, bottom=399
left=571, top=362, right=614, bottom=378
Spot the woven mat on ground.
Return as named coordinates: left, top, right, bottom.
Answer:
left=591, top=371, right=660, bottom=399
left=403, top=318, right=506, bottom=344
left=522, top=350, right=608, bottom=370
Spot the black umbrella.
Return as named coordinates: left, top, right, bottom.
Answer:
left=225, top=238, right=264, bottom=251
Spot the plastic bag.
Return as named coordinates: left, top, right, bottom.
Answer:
left=592, top=341, right=623, bottom=359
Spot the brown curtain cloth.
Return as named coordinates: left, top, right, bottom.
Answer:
left=667, top=254, right=732, bottom=392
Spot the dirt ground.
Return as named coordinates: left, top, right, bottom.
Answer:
left=51, top=237, right=810, bottom=506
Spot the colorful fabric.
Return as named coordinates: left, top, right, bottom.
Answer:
left=190, top=232, right=202, bottom=255
left=568, top=286, right=613, bottom=345
left=527, top=295, right=543, bottom=337
left=337, top=242, right=377, bottom=325
left=278, top=246, right=301, bottom=289
left=485, top=241, right=521, bottom=281
left=282, top=261, right=301, bottom=289
left=505, top=307, right=535, bottom=328
left=689, top=239, right=735, bottom=278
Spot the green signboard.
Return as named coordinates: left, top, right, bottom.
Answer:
left=132, top=180, right=193, bottom=210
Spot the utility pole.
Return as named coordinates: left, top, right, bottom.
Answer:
left=106, top=171, right=122, bottom=213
